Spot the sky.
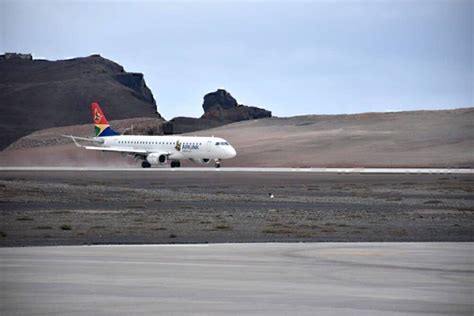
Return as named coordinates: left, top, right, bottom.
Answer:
left=1, top=0, right=472, bottom=119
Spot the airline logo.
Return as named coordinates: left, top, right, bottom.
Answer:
left=94, top=109, right=102, bottom=124
left=175, top=140, right=182, bottom=151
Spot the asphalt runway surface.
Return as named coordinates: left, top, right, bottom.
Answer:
left=1, top=242, right=472, bottom=315
left=1, top=167, right=473, bottom=173
left=1, top=169, right=473, bottom=246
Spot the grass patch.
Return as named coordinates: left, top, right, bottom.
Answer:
left=457, top=208, right=474, bottom=212
left=424, top=200, right=443, bottom=204
left=215, top=224, right=232, bottom=230
left=386, top=197, right=403, bottom=201
left=174, top=219, right=190, bottom=224
left=389, top=229, right=407, bottom=237
left=200, top=220, right=212, bottom=224
left=59, top=224, right=72, bottom=231
left=91, top=226, right=106, bottom=229
left=268, top=223, right=290, bottom=228
left=35, top=226, right=52, bottom=230
left=152, top=227, right=167, bottom=231
left=262, top=228, right=295, bottom=234
left=0, top=231, right=6, bottom=238
left=299, top=224, right=320, bottom=229
left=16, top=216, right=34, bottom=221
left=295, top=232, right=313, bottom=238
left=128, top=204, right=145, bottom=209
left=169, top=233, right=177, bottom=238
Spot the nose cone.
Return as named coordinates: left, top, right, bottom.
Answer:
left=227, top=146, right=237, bottom=158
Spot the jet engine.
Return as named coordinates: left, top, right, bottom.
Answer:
left=146, top=153, right=167, bottom=165
left=189, top=158, right=210, bottom=165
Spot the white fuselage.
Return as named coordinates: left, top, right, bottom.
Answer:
left=100, top=135, right=236, bottom=162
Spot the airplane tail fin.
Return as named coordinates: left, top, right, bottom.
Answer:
left=91, top=102, right=120, bottom=137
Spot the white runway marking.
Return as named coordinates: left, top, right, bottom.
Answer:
left=1, top=243, right=473, bottom=315
left=0, top=166, right=472, bottom=173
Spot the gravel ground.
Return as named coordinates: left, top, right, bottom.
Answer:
left=0, top=170, right=473, bottom=246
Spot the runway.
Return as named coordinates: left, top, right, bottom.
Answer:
left=1, top=243, right=472, bottom=315
left=0, top=166, right=473, bottom=173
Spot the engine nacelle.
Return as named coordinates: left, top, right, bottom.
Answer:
left=146, top=153, right=167, bottom=165
left=189, top=158, right=210, bottom=165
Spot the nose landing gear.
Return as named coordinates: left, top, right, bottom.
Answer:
left=215, top=159, right=221, bottom=168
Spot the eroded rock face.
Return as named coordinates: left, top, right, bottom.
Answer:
left=165, top=89, right=272, bottom=134
left=201, top=89, right=271, bottom=121
left=0, top=54, right=160, bottom=149
left=202, top=89, right=238, bottom=112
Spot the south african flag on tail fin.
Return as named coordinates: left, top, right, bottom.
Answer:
left=91, top=102, right=120, bottom=137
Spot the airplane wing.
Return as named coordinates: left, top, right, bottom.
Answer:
left=64, top=135, right=148, bottom=154
left=83, top=146, right=148, bottom=154
left=64, top=135, right=170, bottom=156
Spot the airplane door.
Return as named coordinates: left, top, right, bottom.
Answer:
left=206, top=140, right=212, bottom=152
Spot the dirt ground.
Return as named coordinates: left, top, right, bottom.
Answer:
left=0, top=170, right=473, bottom=246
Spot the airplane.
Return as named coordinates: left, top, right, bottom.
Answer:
left=65, top=102, right=237, bottom=168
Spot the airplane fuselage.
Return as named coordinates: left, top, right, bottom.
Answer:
left=100, top=135, right=236, bottom=165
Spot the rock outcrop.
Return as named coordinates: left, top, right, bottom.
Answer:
left=166, top=89, right=271, bottom=134
left=0, top=54, right=160, bottom=150
left=201, top=89, right=271, bottom=121
left=202, top=89, right=238, bottom=112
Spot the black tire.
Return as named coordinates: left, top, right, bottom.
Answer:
left=141, top=161, right=151, bottom=168
left=170, top=161, right=181, bottom=168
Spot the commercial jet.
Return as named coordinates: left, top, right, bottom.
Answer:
left=66, top=102, right=236, bottom=168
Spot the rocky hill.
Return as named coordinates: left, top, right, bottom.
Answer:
left=0, top=53, right=160, bottom=150
left=166, top=89, right=271, bottom=134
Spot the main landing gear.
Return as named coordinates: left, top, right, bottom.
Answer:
left=215, top=159, right=221, bottom=168
left=170, top=161, right=181, bottom=168
left=141, top=161, right=151, bottom=168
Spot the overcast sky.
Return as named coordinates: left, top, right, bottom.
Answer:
left=1, top=0, right=472, bottom=119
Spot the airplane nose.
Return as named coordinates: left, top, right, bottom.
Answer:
left=228, top=146, right=237, bottom=158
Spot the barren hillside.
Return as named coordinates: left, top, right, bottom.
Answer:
left=0, top=54, right=159, bottom=150
left=1, top=108, right=472, bottom=167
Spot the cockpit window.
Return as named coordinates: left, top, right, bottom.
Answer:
left=216, top=142, right=230, bottom=146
